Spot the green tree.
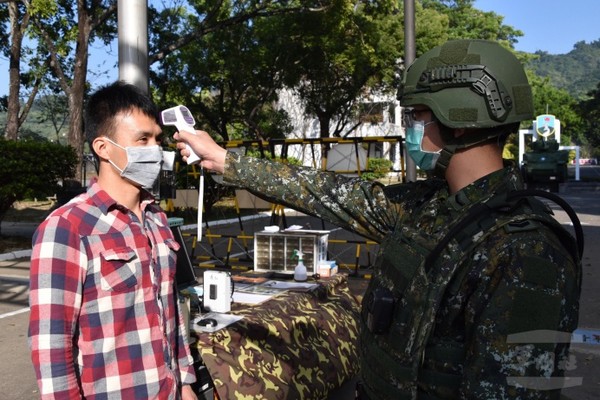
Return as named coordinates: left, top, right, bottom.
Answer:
left=412, top=2, right=449, bottom=55
left=3, top=0, right=331, bottom=152
left=578, top=82, right=600, bottom=156
left=150, top=4, right=294, bottom=141
left=37, top=91, right=69, bottom=143
left=6, top=0, right=565, bottom=155
left=1, top=0, right=48, bottom=141
left=421, top=0, right=523, bottom=46
left=26, top=0, right=117, bottom=181
left=527, top=40, right=600, bottom=99
left=0, top=138, right=77, bottom=234
left=149, top=0, right=332, bottom=141
left=284, top=0, right=514, bottom=138
left=277, top=0, right=404, bottom=138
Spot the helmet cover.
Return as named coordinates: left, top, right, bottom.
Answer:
left=398, top=40, right=533, bottom=129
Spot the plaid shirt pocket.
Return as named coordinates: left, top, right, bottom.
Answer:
left=100, top=247, right=140, bottom=291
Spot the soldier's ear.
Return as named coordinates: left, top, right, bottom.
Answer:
left=453, top=128, right=466, bottom=138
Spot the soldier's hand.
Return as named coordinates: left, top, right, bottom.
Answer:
left=174, top=130, right=227, bottom=174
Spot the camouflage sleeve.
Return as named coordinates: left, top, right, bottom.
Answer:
left=222, top=151, right=401, bottom=242
left=461, top=227, right=580, bottom=399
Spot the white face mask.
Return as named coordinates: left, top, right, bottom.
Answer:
left=105, top=137, right=163, bottom=189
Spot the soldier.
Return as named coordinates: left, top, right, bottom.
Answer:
left=175, top=40, right=581, bottom=399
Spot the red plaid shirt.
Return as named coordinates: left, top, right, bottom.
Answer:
left=28, top=181, right=196, bottom=399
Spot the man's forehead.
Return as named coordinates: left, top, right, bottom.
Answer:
left=113, top=110, right=161, bottom=136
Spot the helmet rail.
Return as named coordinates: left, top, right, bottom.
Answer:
left=414, top=64, right=513, bottom=123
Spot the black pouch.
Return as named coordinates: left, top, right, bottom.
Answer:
left=365, top=286, right=395, bottom=334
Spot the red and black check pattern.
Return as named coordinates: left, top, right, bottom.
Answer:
left=29, top=181, right=195, bottom=399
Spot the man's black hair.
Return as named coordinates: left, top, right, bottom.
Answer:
left=84, top=81, right=159, bottom=154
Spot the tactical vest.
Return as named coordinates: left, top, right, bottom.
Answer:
left=359, top=189, right=583, bottom=400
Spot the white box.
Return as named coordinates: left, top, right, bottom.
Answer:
left=254, top=230, right=329, bottom=274
left=319, top=265, right=338, bottom=278
left=203, top=270, right=232, bottom=312
left=319, top=260, right=338, bottom=277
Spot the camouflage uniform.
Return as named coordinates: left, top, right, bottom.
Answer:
left=223, top=151, right=581, bottom=400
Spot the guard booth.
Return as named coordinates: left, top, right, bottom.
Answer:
left=520, top=114, right=571, bottom=192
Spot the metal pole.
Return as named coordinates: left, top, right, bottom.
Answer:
left=404, top=0, right=417, bottom=182
left=118, top=0, right=149, bottom=94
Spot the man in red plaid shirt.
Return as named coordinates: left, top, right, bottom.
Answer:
left=28, top=81, right=198, bottom=399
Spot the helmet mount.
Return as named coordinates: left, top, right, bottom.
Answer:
left=415, top=64, right=513, bottom=123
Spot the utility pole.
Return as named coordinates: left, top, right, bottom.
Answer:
left=118, top=0, right=149, bottom=94
left=404, top=0, right=417, bottom=182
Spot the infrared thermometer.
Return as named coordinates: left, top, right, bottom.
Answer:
left=161, top=105, right=201, bottom=165
left=161, top=105, right=204, bottom=241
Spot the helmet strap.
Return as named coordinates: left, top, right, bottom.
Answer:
left=434, top=145, right=456, bottom=178
left=433, top=125, right=514, bottom=178
left=433, top=125, right=459, bottom=177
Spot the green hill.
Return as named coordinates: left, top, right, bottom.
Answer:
left=527, top=39, right=600, bottom=100
left=0, top=100, right=68, bottom=142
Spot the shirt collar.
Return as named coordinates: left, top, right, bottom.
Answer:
left=87, top=178, right=157, bottom=215
left=446, top=162, right=524, bottom=213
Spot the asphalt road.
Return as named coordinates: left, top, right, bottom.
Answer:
left=1, top=180, right=599, bottom=399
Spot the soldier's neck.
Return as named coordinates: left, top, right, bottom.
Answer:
left=445, top=143, right=504, bottom=194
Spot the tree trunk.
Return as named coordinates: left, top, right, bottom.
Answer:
left=60, top=0, right=94, bottom=183
left=66, top=90, right=85, bottom=182
left=65, top=21, right=91, bottom=183
left=4, top=2, right=24, bottom=140
left=317, top=111, right=331, bottom=138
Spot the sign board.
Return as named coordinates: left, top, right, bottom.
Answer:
left=536, top=114, right=556, bottom=138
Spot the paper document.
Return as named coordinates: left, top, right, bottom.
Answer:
left=261, top=280, right=318, bottom=291
left=232, top=291, right=274, bottom=305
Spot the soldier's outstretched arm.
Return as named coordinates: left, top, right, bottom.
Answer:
left=224, top=151, right=399, bottom=242
left=175, top=129, right=401, bottom=242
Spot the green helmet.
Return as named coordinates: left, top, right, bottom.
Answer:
left=398, top=39, right=534, bottom=129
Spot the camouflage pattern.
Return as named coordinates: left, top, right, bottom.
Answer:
left=194, top=275, right=360, bottom=399
left=222, top=152, right=581, bottom=400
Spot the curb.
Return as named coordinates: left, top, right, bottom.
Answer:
left=0, top=249, right=32, bottom=262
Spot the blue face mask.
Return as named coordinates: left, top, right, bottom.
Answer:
left=406, top=121, right=441, bottom=171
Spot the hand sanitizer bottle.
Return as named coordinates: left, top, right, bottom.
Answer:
left=293, top=249, right=307, bottom=282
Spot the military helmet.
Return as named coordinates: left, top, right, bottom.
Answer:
left=398, top=39, right=534, bottom=129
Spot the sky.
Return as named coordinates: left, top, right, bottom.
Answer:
left=1, top=1, right=600, bottom=97
left=474, top=0, right=600, bottom=54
